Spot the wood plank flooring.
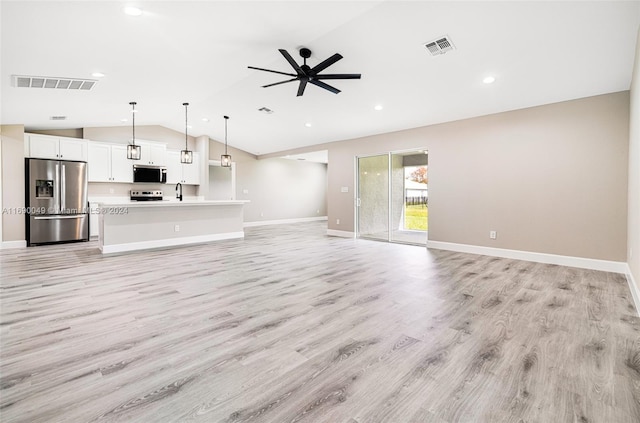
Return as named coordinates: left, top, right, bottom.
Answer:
left=1, top=221, right=639, bottom=422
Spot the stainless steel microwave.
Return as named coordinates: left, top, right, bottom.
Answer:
left=133, top=165, right=167, bottom=184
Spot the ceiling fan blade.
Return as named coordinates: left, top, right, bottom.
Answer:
left=297, top=79, right=308, bottom=97
left=310, top=53, right=343, bottom=74
left=314, top=74, right=361, bottom=80
left=248, top=66, right=296, bottom=77
left=309, top=79, right=341, bottom=94
left=262, top=78, right=298, bottom=88
left=278, top=49, right=304, bottom=75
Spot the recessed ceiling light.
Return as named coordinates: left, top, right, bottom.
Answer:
left=187, top=125, right=192, bottom=129
left=124, top=6, right=143, bottom=16
left=202, top=118, right=210, bottom=122
left=304, top=122, right=312, bottom=128
left=374, top=104, right=383, bottom=111
left=131, top=109, right=138, bottom=113
left=91, top=72, right=105, bottom=78
left=121, top=118, right=128, bottom=122
left=483, top=76, right=496, bottom=84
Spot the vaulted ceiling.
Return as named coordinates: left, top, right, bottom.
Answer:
left=1, top=1, right=638, bottom=155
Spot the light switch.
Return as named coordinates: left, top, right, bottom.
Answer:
left=243, top=189, right=249, bottom=194
left=341, top=186, right=349, bottom=193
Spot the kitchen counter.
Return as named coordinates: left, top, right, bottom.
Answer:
left=97, top=199, right=249, bottom=254
left=98, top=199, right=248, bottom=208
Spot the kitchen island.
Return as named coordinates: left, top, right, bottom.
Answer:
left=97, top=200, right=249, bottom=254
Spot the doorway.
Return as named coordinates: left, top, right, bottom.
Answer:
left=357, top=150, right=428, bottom=245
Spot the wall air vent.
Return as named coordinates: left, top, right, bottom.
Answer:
left=12, top=75, right=97, bottom=90
left=424, top=36, right=455, bottom=56
left=50, top=116, right=67, bottom=121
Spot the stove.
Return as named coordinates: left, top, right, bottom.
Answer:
left=130, top=190, right=163, bottom=201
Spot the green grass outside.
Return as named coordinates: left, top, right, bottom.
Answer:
left=404, top=204, right=428, bottom=231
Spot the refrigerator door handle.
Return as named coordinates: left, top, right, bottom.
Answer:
left=55, top=163, right=61, bottom=214
left=34, top=215, right=84, bottom=220
left=61, top=164, right=66, bottom=211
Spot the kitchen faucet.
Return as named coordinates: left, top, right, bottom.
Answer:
left=176, top=183, right=182, bottom=201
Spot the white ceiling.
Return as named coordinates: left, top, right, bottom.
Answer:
left=1, top=1, right=639, bottom=156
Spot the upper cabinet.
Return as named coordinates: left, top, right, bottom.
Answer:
left=166, top=150, right=200, bottom=185
left=88, top=142, right=134, bottom=183
left=138, top=142, right=166, bottom=166
left=26, top=133, right=88, bottom=161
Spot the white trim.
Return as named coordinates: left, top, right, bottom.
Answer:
left=626, top=266, right=640, bottom=317
left=1, top=240, right=27, bottom=249
left=100, top=232, right=244, bottom=254
left=327, top=229, right=355, bottom=238
left=244, top=216, right=327, bottom=227
left=426, top=240, right=628, bottom=273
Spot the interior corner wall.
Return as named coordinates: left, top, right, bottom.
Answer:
left=628, top=27, right=640, bottom=283
left=1, top=124, right=26, bottom=242
left=235, top=158, right=327, bottom=223
left=327, top=91, right=629, bottom=262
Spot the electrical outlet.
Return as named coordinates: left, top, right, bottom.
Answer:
left=336, top=219, right=340, bottom=225
left=316, top=209, right=320, bottom=214
left=174, top=225, right=180, bottom=232
left=243, top=189, right=249, bottom=194
left=260, top=212, right=264, bottom=217
left=489, top=230, right=497, bottom=239
left=109, top=188, right=114, bottom=194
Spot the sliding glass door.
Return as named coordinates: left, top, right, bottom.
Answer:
left=357, top=155, right=389, bottom=241
left=357, top=150, right=428, bottom=245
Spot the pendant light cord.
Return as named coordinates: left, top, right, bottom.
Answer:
left=130, top=101, right=136, bottom=145
left=224, top=115, right=229, bottom=155
left=183, top=102, right=189, bottom=149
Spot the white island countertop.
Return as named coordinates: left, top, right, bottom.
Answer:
left=97, top=199, right=249, bottom=254
left=96, top=199, right=249, bottom=208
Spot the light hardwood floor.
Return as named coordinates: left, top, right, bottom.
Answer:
left=1, top=221, right=639, bottom=422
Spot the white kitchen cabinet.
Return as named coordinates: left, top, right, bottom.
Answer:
left=27, top=133, right=88, bottom=161
left=138, top=142, right=166, bottom=166
left=88, top=142, right=133, bottom=183
left=166, top=150, right=200, bottom=185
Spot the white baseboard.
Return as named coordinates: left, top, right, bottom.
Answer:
left=1, top=240, right=27, bottom=249
left=426, top=240, right=628, bottom=274
left=626, top=266, right=640, bottom=317
left=100, top=232, right=245, bottom=254
left=244, top=216, right=327, bottom=227
left=327, top=229, right=355, bottom=238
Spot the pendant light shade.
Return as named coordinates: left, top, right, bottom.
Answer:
left=127, top=101, right=141, bottom=160
left=221, top=115, right=232, bottom=167
left=180, top=102, right=193, bottom=164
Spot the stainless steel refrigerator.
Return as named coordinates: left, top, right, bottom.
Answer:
left=25, top=158, right=89, bottom=246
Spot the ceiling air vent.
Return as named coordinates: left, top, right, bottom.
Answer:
left=50, top=116, right=67, bottom=121
left=12, top=75, right=98, bottom=90
left=424, top=36, right=455, bottom=56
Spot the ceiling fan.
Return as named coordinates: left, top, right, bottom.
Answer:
left=248, top=47, right=361, bottom=97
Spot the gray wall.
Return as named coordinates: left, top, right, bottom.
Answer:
left=629, top=28, right=640, bottom=286
left=325, top=92, right=630, bottom=262
left=1, top=125, right=26, bottom=242
left=236, top=158, right=327, bottom=223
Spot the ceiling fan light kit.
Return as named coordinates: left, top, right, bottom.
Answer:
left=248, top=47, right=361, bottom=96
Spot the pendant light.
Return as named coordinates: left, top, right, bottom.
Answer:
left=127, top=101, right=141, bottom=160
left=180, top=102, right=193, bottom=164
left=221, top=115, right=231, bottom=167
